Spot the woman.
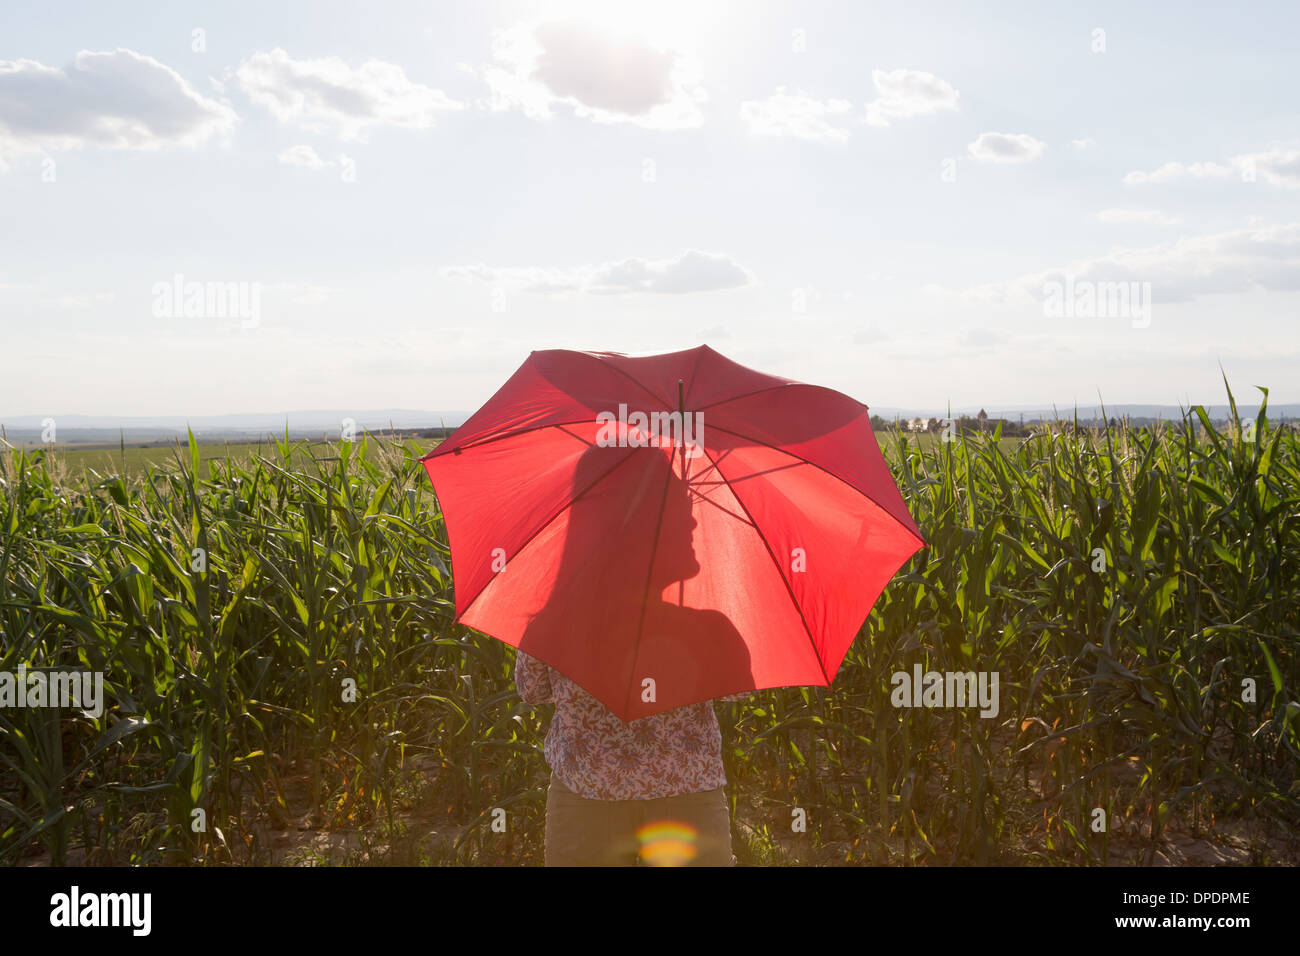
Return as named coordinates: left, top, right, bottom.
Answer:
left=514, top=438, right=751, bottom=866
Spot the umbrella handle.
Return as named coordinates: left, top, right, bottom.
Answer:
left=678, top=378, right=687, bottom=608
left=678, top=378, right=686, bottom=478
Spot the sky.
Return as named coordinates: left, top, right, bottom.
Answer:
left=1, top=0, right=1298, bottom=420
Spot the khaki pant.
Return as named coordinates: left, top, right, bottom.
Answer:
left=544, top=772, right=735, bottom=866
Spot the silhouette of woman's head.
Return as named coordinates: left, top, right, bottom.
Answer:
left=546, top=438, right=698, bottom=613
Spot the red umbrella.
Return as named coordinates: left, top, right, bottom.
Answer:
left=420, top=344, right=926, bottom=721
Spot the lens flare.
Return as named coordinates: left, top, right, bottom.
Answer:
left=636, top=819, right=698, bottom=866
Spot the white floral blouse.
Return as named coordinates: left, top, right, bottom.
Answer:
left=514, top=650, right=746, bottom=800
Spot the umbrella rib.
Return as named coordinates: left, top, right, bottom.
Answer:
left=423, top=352, right=674, bottom=459
left=691, top=441, right=831, bottom=686
left=448, top=438, right=642, bottom=626
left=684, top=452, right=756, bottom=527
left=702, top=421, right=926, bottom=548
left=579, top=350, right=675, bottom=412
left=692, top=382, right=871, bottom=416
left=424, top=417, right=605, bottom=458
left=623, top=454, right=675, bottom=720
left=424, top=350, right=696, bottom=462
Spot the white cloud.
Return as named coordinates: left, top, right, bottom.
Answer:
left=967, top=131, right=1047, bottom=163
left=235, top=48, right=462, bottom=140
left=592, top=250, right=751, bottom=294
left=864, top=69, right=959, bottom=127
left=1231, top=148, right=1300, bottom=188
left=0, top=49, right=236, bottom=168
left=1123, top=161, right=1233, bottom=185
left=1097, top=208, right=1183, bottom=226
left=277, top=144, right=333, bottom=168
left=441, top=249, right=752, bottom=295
left=965, top=222, right=1300, bottom=305
left=1124, top=150, right=1300, bottom=188
left=739, top=87, right=854, bottom=142
left=476, top=19, right=706, bottom=129
left=1071, top=137, right=1096, bottom=150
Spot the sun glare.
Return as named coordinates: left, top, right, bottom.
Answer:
left=531, top=0, right=727, bottom=50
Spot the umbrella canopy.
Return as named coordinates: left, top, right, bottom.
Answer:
left=420, top=344, right=926, bottom=721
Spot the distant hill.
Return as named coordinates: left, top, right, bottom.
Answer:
left=867, top=403, right=1300, bottom=422
left=0, top=409, right=470, bottom=446
left=2, top=402, right=1296, bottom=448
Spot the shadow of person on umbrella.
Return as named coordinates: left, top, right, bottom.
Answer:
left=518, top=435, right=753, bottom=716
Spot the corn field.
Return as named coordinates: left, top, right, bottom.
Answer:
left=1, top=379, right=1297, bottom=866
